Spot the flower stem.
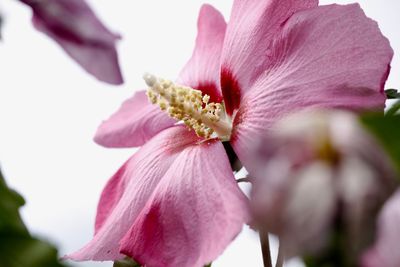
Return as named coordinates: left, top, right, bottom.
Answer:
left=236, top=177, right=251, bottom=183
left=275, top=240, right=284, bottom=267
left=259, top=232, right=272, bottom=267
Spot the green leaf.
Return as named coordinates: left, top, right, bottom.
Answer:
left=0, top=169, right=68, bottom=267
left=114, top=257, right=141, bottom=267
left=0, top=170, right=28, bottom=235
left=360, top=114, right=400, bottom=175
left=386, top=100, right=400, bottom=116
left=385, top=89, right=400, bottom=99
left=0, top=236, right=65, bottom=267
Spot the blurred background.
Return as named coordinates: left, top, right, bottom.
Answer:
left=0, top=0, right=399, bottom=266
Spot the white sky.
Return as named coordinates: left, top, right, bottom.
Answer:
left=0, top=1, right=399, bottom=267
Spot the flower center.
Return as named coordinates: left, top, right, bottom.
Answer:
left=143, top=73, right=232, bottom=141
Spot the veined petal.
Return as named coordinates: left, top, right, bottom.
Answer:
left=220, top=0, right=317, bottom=114
left=94, top=158, right=130, bottom=234
left=361, top=190, right=400, bottom=267
left=120, top=140, right=249, bottom=267
left=22, top=0, right=123, bottom=85
left=67, top=126, right=199, bottom=261
left=231, top=4, right=393, bottom=168
left=177, top=4, right=226, bottom=103
left=94, top=90, right=175, bottom=148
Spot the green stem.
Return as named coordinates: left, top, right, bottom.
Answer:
left=260, top=232, right=273, bottom=267
left=275, top=239, right=284, bottom=267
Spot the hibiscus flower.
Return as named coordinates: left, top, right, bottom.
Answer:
left=248, top=111, right=396, bottom=262
left=20, top=0, right=123, bottom=85
left=67, top=1, right=392, bottom=266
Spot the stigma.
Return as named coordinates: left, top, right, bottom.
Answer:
left=143, top=73, right=232, bottom=141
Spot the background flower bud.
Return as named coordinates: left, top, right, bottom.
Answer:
left=249, top=110, right=397, bottom=265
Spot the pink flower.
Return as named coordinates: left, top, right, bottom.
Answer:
left=249, top=111, right=396, bottom=261
left=68, top=1, right=392, bottom=266
left=361, top=190, right=400, bottom=267
left=20, top=0, right=123, bottom=85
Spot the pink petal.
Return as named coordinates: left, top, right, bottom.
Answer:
left=177, top=4, right=226, bottom=103
left=220, top=0, right=317, bottom=114
left=120, top=140, right=249, bottom=267
left=22, top=0, right=123, bottom=85
left=361, top=190, right=400, bottom=267
left=94, top=90, right=175, bottom=148
left=231, top=4, right=393, bottom=168
left=94, top=158, right=130, bottom=234
left=67, top=126, right=199, bottom=261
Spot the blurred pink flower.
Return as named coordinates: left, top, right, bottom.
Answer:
left=20, top=0, right=123, bottom=85
left=67, top=0, right=393, bottom=266
left=362, top=190, right=400, bottom=267
left=250, top=111, right=396, bottom=261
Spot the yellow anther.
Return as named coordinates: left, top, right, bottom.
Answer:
left=143, top=73, right=232, bottom=141
left=203, top=95, right=210, bottom=104
left=159, top=102, right=167, bottom=111
left=170, top=96, right=177, bottom=105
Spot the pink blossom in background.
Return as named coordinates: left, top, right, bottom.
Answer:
left=249, top=111, right=396, bottom=260
left=362, top=190, right=400, bottom=267
left=20, top=0, right=124, bottom=85
left=67, top=0, right=393, bottom=266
